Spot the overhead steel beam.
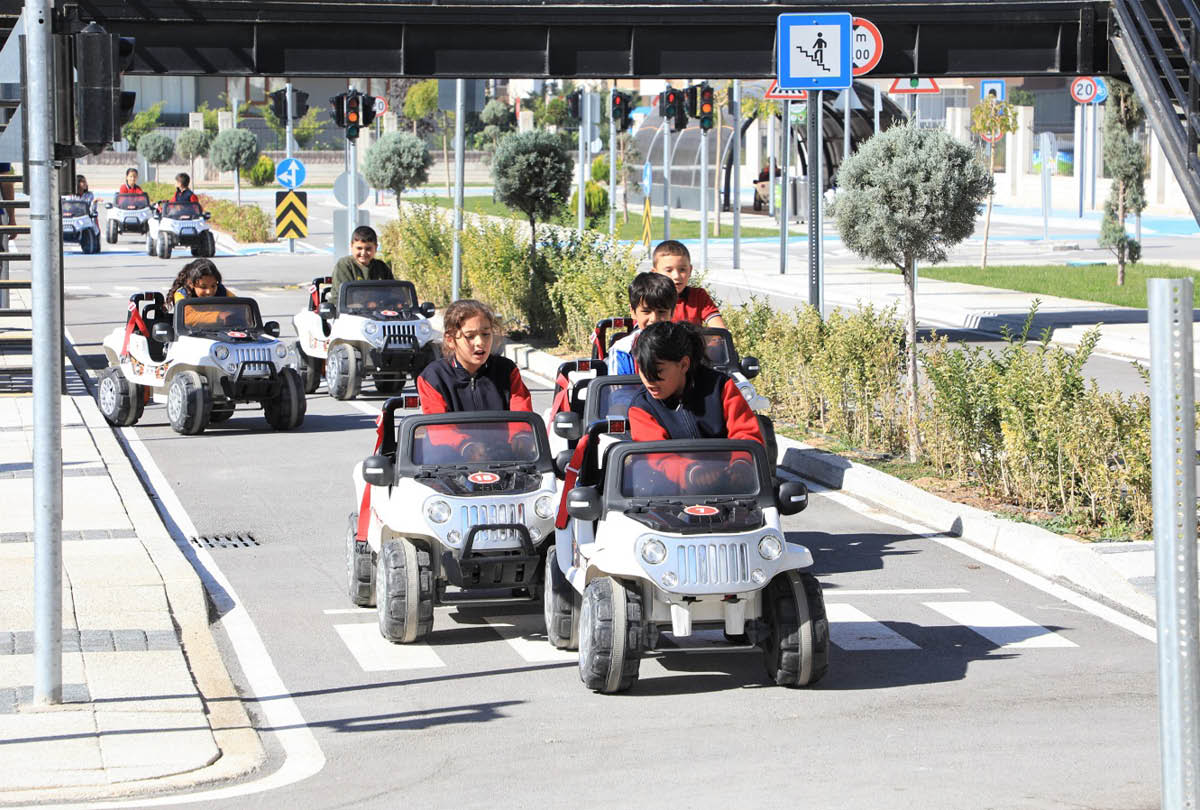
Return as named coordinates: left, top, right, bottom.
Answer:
left=0, top=0, right=1116, bottom=78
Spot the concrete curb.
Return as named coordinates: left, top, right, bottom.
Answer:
left=501, top=337, right=1157, bottom=625
left=773, top=435, right=1157, bottom=623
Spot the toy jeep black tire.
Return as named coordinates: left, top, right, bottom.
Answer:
left=325, top=343, right=362, bottom=400
left=345, top=512, right=375, bottom=607
left=762, top=571, right=829, bottom=688
left=295, top=342, right=322, bottom=394
left=543, top=546, right=579, bottom=650
left=209, top=401, right=235, bottom=424
left=167, top=370, right=211, bottom=435
left=376, top=538, right=434, bottom=644
left=106, top=220, right=119, bottom=244
left=579, top=576, right=643, bottom=693
left=157, top=232, right=172, bottom=260
left=97, top=367, right=143, bottom=427
left=373, top=373, right=405, bottom=395
left=264, top=367, right=306, bottom=431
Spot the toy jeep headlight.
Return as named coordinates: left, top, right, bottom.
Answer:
left=534, top=495, right=555, bottom=519
left=425, top=499, right=451, bottom=524
left=641, top=537, right=668, bottom=565
left=212, top=344, right=230, bottom=361
left=445, top=530, right=462, bottom=546
left=415, top=320, right=433, bottom=341
left=364, top=321, right=379, bottom=337
left=274, top=343, right=288, bottom=359
left=758, top=533, right=783, bottom=561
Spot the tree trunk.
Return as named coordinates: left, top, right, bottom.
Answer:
left=905, top=257, right=922, bottom=463
left=1116, top=179, right=1127, bottom=286
left=528, top=215, right=538, bottom=271
left=980, top=145, right=995, bottom=270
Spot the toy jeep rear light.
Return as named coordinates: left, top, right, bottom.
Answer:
left=607, top=418, right=626, bottom=434
left=612, top=317, right=630, bottom=328
left=578, top=360, right=591, bottom=371
left=402, top=394, right=420, bottom=409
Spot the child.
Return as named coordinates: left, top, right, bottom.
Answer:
left=73, top=175, right=97, bottom=217
left=118, top=167, right=142, bottom=194
left=650, top=240, right=727, bottom=329
left=166, top=259, right=233, bottom=310
left=627, top=321, right=762, bottom=486
left=609, top=272, right=677, bottom=375
left=330, top=225, right=392, bottom=310
left=172, top=173, right=199, bottom=204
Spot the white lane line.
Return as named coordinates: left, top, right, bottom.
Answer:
left=323, top=607, right=373, bottom=615
left=804, top=484, right=1157, bottom=643
left=826, top=588, right=968, bottom=597
left=88, top=425, right=326, bottom=807
left=484, top=614, right=577, bottom=663
left=925, top=601, right=1079, bottom=649
left=333, top=623, right=446, bottom=671
left=827, top=603, right=920, bottom=651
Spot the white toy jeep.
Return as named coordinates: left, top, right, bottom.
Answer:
left=104, top=191, right=152, bottom=244
left=147, top=200, right=215, bottom=260
left=546, top=432, right=827, bottom=694
left=61, top=197, right=101, bottom=254
left=96, top=292, right=306, bottom=435
left=348, top=405, right=559, bottom=644
left=292, top=277, right=437, bottom=398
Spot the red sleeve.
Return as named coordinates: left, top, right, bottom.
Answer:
left=695, top=288, right=720, bottom=323
left=417, top=374, right=449, bottom=414
left=722, top=379, right=764, bottom=445
left=507, top=367, right=532, bottom=413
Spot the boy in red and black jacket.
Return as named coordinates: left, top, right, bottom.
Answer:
left=650, top=240, right=727, bottom=329
left=627, top=321, right=762, bottom=487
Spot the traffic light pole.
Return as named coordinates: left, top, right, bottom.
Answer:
left=609, top=86, right=616, bottom=237
left=732, top=80, right=741, bottom=270
left=780, top=100, right=790, bottom=276
left=27, top=0, right=64, bottom=705
left=577, top=89, right=587, bottom=237
left=700, top=129, right=708, bottom=271
left=662, top=121, right=670, bottom=240
left=286, top=82, right=294, bottom=254
left=452, top=78, right=465, bottom=301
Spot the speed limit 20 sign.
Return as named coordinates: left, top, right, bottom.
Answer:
left=1070, top=76, right=1099, bottom=104
left=851, top=17, right=883, bottom=76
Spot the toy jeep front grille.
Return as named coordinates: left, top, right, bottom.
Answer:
left=462, top=503, right=526, bottom=544
left=233, top=346, right=274, bottom=373
left=381, top=323, right=417, bottom=341
left=671, top=541, right=751, bottom=588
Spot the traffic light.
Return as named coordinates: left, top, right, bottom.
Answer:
left=72, top=22, right=137, bottom=154
left=293, top=90, right=310, bottom=118
left=361, top=96, right=377, bottom=128
left=567, top=89, right=581, bottom=121
left=329, top=92, right=346, bottom=127
left=611, top=90, right=633, bottom=133
left=345, top=92, right=362, bottom=139
left=660, top=87, right=686, bottom=132
left=269, top=89, right=287, bottom=121
left=697, top=84, right=715, bottom=132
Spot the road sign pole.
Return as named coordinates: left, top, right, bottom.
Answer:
left=1089, top=97, right=1099, bottom=210
left=27, top=0, right=63, bottom=706
left=767, top=108, right=776, bottom=217
left=817, top=91, right=825, bottom=317
left=452, top=78, right=465, bottom=301
left=662, top=121, right=671, bottom=240
left=780, top=100, right=790, bottom=275
left=874, top=85, right=880, bottom=134
left=609, top=86, right=617, bottom=237
left=286, top=82, right=295, bottom=254
left=807, top=92, right=819, bottom=310
left=1149, top=277, right=1200, bottom=810
left=577, top=90, right=587, bottom=237
left=700, top=128, right=708, bottom=271
left=732, top=80, right=742, bottom=269
left=1077, top=103, right=1086, bottom=218
left=843, top=88, right=852, bottom=164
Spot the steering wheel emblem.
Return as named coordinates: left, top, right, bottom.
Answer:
left=380, top=309, right=398, bottom=317
left=683, top=505, right=719, bottom=517
left=467, top=471, right=501, bottom=485
left=225, top=331, right=247, bottom=338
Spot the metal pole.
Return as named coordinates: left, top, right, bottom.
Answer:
left=779, top=100, right=790, bottom=275
left=874, top=85, right=881, bottom=135
left=807, top=92, right=819, bottom=310
left=1136, top=124, right=1144, bottom=245
left=286, top=82, right=295, bottom=254
left=1077, top=103, right=1086, bottom=218
left=451, top=78, right=465, bottom=301
left=767, top=108, right=776, bottom=217
left=662, top=121, right=671, bottom=240
left=732, top=79, right=741, bottom=269
left=700, top=128, right=708, bottom=270
left=28, top=0, right=62, bottom=705
left=577, top=89, right=587, bottom=236
left=1090, top=97, right=1099, bottom=210
left=843, top=88, right=852, bottom=166
left=1149, top=277, right=1200, bottom=810
left=609, top=86, right=616, bottom=237
left=816, top=91, right=825, bottom=317
left=1040, top=131, right=1052, bottom=241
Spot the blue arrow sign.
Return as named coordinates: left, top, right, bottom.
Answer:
left=276, top=157, right=307, bottom=190
left=1093, top=77, right=1109, bottom=104
left=641, top=161, right=652, bottom=196
left=777, top=13, right=853, bottom=90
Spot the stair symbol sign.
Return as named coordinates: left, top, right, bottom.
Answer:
left=795, top=36, right=831, bottom=72
left=786, top=23, right=843, bottom=80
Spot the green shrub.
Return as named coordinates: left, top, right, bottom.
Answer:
left=567, top=180, right=610, bottom=230
left=378, top=202, right=453, bottom=305
left=196, top=194, right=274, bottom=243
left=460, top=217, right=541, bottom=337
left=543, top=230, right=636, bottom=351
left=242, top=154, right=275, bottom=187
left=142, top=181, right=175, bottom=203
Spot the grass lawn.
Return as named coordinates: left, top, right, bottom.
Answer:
left=415, top=194, right=780, bottom=241
left=866, top=263, right=1200, bottom=309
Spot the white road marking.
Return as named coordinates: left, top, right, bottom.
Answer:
left=333, top=623, right=446, bottom=671
left=827, top=603, right=920, bottom=651
left=484, top=614, right=577, bottom=663
left=323, top=607, right=373, bottom=615
left=826, top=588, right=968, bottom=596
left=925, top=601, right=1079, bottom=649
left=804, top=484, right=1157, bottom=643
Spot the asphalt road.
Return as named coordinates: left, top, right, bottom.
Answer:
left=53, top=244, right=1160, bottom=809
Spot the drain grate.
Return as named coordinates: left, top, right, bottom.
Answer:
left=190, top=533, right=259, bottom=549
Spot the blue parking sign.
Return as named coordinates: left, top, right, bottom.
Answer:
left=276, top=157, right=307, bottom=190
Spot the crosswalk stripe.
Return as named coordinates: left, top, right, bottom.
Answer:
left=484, top=614, right=577, bottom=663
left=924, top=601, right=1078, bottom=649
left=333, top=622, right=446, bottom=671
left=827, top=603, right=920, bottom=651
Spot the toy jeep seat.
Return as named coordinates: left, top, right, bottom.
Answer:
left=123, top=292, right=170, bottom=362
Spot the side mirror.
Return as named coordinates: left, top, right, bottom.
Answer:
left=553, top=411, right=582, bottom=442
left=420, top=302, right=436, bottom=319
left=151, top=321, right=174, bottom=344
left=318, top=302, right=336, bottom=320
left=264, top=321, right=281, bottom=338
left=553, top=449, right=573, bottom=480
left=777, top=480, right=809, bottom=516
left=741, top=355, right=761, bottom=380
left=565, top=486, right=602, bottom=521
left=104, top=202, right=113, bottom=209
left=362, top=454, right=395, bottom=487
left=203, top=212, right=212, bottom=220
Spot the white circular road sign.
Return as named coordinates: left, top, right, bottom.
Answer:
left=1070, top=76, right=1098, bottom=104
left=373, top=96, right=388, bottom=116
left=851, top=17, right=884, bottom=76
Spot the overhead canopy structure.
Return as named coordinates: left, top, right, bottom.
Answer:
left=0, top=0, right=1115, bottom=78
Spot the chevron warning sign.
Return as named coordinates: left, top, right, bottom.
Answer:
left=275, top=191, right=308, bottom=239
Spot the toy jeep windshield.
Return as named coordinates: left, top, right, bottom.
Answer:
left=338, top=281, right=419, bottom=316
left=176, top=299, right=258, bottom=333
left=61, top=199, right=91, bottom=218
left=113, top=192, right=150, bottom=210
left=162, top=201, right=203, bottom=220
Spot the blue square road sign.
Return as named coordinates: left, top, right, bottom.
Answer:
left=777, top=13, right=853, bottom=91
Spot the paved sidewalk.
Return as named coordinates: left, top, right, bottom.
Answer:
left=0, top=365, right=263, bottom=804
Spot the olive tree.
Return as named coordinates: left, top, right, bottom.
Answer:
left=491, top=130, right=573, bottom=267
left=1098, top=81, right=1146, bottom=285
left=364, top=132, right=433, bottom=211
left=175, top=129, right=212, bottom=188
left=209, top=129, right=260, bottom=205
left=136, top=133, right=175, bottom=183
left=833, top=124, right=993, bottom=460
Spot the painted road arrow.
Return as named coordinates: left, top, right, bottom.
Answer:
left=275, top=190, right=309, bottom=239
